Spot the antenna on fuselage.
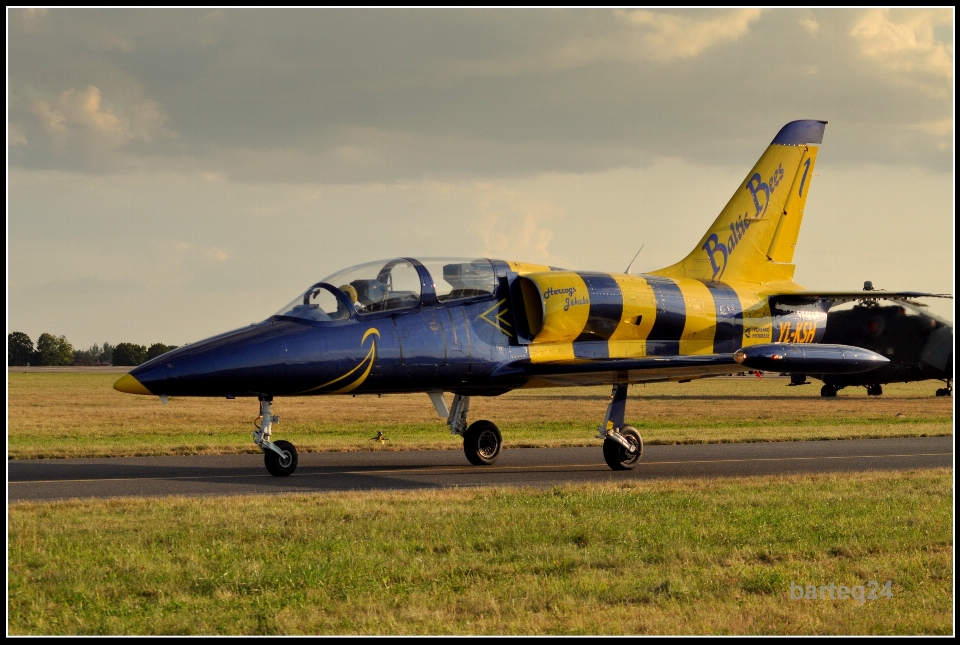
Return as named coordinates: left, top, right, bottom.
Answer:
left=625, top=245, right=644, bottom=275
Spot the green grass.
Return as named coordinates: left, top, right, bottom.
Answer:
left=8, top=470, right=953, bottom=635
left=7, top=373, right=954, bottom=459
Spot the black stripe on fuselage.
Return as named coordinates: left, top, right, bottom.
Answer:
left=575, top=272, right=623, bottom=343
left=704, top=282, right=743, bottom=353
left=645, top=275, right=686, bottom=356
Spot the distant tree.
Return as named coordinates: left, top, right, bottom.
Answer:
left=112, top=342, right=148, bottom=366
left=146, top=343, right=179, bottom=361
left=72, top=344, right=103, bottom=366
left=33, top=333, right=74, bottom=366
left=98, top=342, right=114, bottom=365
left=8, top=332, right=34, bottom=366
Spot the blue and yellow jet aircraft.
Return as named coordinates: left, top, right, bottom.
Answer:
left=114, top=120, right=949, bottom=475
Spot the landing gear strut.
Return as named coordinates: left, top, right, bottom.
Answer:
left=434, top=392, right=503, bottom=466
left=254, top=397, right=298, bottom=476
left=598, top=383, right=642, bottom=470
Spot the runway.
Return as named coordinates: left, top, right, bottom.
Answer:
left=8, top=436, right=953, bottom=502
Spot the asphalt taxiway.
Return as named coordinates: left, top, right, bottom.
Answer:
left=8, top=436, right=952, bottom=502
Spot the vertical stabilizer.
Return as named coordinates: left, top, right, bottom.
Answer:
left=651, top=120, right=826, bottom=284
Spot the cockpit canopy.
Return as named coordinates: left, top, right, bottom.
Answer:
left=275, top=257, right=497, bottom=322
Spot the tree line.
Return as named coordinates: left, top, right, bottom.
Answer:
left=8, top=332, right=178, bottom=367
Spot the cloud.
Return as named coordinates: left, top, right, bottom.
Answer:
left=172, top=241, right=229, bottom=263
left=6, top=9, right=954, bottom=180
left=912, top=119, right=953, bottom=137
left=469, top=183, right=558, bottom=261
left=458, top=9, right=765, bottom=74
left=613, top=8, right=763, bottom=62
left=850, top=9, right=953, bottom=81
left=9, top=122, right=28, bottom=146
left=799, top=18, right=820, bottom=37
left=31, top=85, right=168, bottom=148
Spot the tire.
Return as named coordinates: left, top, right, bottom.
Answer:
left=936, top=388, right=950, bottom=397
left=820, top=384, right=837, bottom=398
left=866, top=384, right=883, bottom=396
left=265, top=439, right=298, bottom=477
left=463, top=420, right=502, bottom=465
left=602, top=425, right=643, bottom=471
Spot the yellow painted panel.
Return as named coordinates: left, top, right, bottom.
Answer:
left=524, top=271, right=590, bottom=344
left=676, top=278, right=717, bottom=355
left=528, top=343, right=576, bottom=363
left=607, top=339, right=646, bottom=359
left=506, top=261, right=553, bottom=275
left=609, top=274, right=658, bottom=343
left=738, top=286, right=773, bottom=347
left=652, top=144, right=807, bottom=284
left=767, top=146, right=819, bottom=264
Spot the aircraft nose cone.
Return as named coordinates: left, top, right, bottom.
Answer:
left=114, top=373, right=153, bottom=395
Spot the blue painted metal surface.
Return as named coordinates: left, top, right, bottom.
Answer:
left=771, top=120, right=827, bottom=146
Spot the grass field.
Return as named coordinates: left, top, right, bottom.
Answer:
left=8, top=469, right=953, bottom=635
left=7, top=372, right=953, bottom=459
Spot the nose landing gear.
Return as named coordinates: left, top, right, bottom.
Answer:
left=254, top=397, right=298, bottom=476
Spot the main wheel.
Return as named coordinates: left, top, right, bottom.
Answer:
left=936, top=388, right=950, bottom=397
left=866, top=384, right=883, bottom=396
left=820, top=384, right=838, bottom=398
left=265, top=440, right=298, bottom=477
left=463, top=420, right=502, bottom=465
left=602, top=425, right=643, bottom=471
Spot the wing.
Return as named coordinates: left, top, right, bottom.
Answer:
left=490, top=341, right=891, bottom=388
left=491, top=353, right=742, bottom=387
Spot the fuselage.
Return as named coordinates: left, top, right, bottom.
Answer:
left=118, top=257, right=830, bottom=398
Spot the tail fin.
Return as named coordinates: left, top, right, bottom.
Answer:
left=651, top=120, right=826, bottom=285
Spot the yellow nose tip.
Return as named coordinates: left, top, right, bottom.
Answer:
left=113, top=374, right=153, bottom=395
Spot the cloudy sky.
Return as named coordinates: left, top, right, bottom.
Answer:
left=7, top=8, right=954, bottom=348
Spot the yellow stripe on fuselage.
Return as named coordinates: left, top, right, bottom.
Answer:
left=529, top=272, right=590, bottom=344
left=737, top=285, right=773, bottom=347
left=675, top=278, right=716, bottom=355
left=608, top=274, right=658, bottom=358
left=523, top=272, right=785, bottom=363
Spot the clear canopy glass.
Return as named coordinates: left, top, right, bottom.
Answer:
left=274, top=258, right=496, bottom=322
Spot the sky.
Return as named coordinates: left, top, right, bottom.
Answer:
left=7, top=8, right=955, bottom=349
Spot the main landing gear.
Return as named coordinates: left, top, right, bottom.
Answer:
left=254, top=397, right=298, bottom=477
left=936, top=379, right=952, bottom=397
left=435, top=393, right=503, bottom=465
left=597, top=383, right=643, bottom=470
left=429, top=385, right=643, bottom=471
left=866, top=384, right=883, bottom=396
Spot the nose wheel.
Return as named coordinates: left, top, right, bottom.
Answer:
left=265, top=439, right=298, bottom=476
left=254, top=397, right=299, bottom=476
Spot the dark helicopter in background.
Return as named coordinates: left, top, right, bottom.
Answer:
left=788, top=282, right=953, bottom=397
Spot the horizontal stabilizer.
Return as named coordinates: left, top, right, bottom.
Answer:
left=770, top=291, right=952, bottom=308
